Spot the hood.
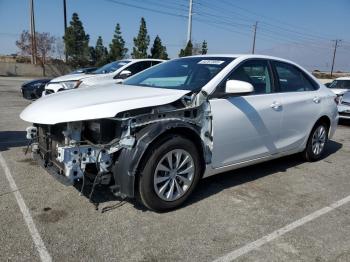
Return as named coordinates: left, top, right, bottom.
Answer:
left=329, top=88, right=349, bottom=95
left=50, top=73, right=96, bottom=82
left=20, top=84, right=190, bottom=125
left=22, top=79, right=51, bottom=88
left=82, top=73, right=115, bottom=85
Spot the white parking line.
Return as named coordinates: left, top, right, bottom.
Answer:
left=0, top=152, right=52, bottom=262
left=213, top=195, right=350, bottom=262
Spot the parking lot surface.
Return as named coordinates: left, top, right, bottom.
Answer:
left=0, top=77, right=349, bottom=262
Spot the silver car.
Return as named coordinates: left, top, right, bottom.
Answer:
left=338, top=91, right=350, bottom=119
left=21, top=55, right=338, bottom=211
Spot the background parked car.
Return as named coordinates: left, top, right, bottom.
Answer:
left=337, top=91, right=350, bottom=120
left=21, top=78, right=51, bottom=100
left=43, top=59, right=164, bottom=95
left=327, top=77, right=350, bottom=95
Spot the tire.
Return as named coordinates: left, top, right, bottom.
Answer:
left=302, top=121, right=329, bottom=162
left=138, top=134, right=202, bottom=212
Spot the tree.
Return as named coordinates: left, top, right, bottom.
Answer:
left=201, top=40, right=208, bottom=55
left=95, top=36, right=108, bottom=66
left=89, top=46, right=97, bottom=66
left=132, top=17, right=150, bottom=58
left=150, top=35, right=168, bottom=60
left=109, top=23, right=128, bottom=61
left=192, top=42, right=202, bottom=55
left=15, top=30, right=32, bottom=57
left=36, top=32, right=55, bottom=76
left=16, top=30, right=55, bottom=75
left=179, top=41, right=193, bottom=57
left=63, top=13, right=90, bottom=68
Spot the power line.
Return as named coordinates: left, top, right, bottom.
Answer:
left=199, top=0, right=348, bottom=44
left=133, top=0, right=188, bottom=14
left=104, top=0, right=187, bottom=19
left=219, top=0, right=339, bottom=41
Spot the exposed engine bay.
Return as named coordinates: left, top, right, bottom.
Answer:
left=25, top=92, right=213, bottom=199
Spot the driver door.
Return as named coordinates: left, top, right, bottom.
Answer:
left=210, top=59, right=283, bottom=168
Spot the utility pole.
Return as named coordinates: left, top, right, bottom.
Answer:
left=252, top=21, right=258, bottom=54
left=330, top=39, right=341, bottom=77
left=186, top=0, right=193, bottom=44
left=29, top=0, right=37, bottom=64
left=63, top=0, right=68, bottom=62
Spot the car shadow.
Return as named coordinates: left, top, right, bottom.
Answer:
left=183, top=140, right=342, bottom=209
left=0, top=131, right=28, bottom=152
left=339, top=119, right=350, bottom=126
left=73, top=140, right=342, bottom=213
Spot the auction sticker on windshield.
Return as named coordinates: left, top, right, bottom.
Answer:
left=198, top=60, right=225, bottom=65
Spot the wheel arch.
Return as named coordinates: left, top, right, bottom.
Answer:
left=136, top=125, right=206, bottom=180
left=316, top=115, right=331, bottom=129
left=111, top=121, right=207, bottom=199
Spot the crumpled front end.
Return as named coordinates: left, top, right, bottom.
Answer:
left=25, top=92, right=213, bottom=199
left=26, top=119, right=133, bottom=187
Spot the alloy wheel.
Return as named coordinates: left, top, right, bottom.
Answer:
left=311, top=125, right=327, bottom=155
left=153, top=149, right=195, bottom=202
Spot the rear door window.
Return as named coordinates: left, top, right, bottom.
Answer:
left=273, top=61, right=318, bottom=92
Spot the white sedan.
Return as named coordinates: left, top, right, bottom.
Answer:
left=338, top=91, right=350, bottom=119
left=327, top=77, right=350, bottom=96
left=21, top=55, right=338, bottom=211
left=43, top=59, right=164, bottom=95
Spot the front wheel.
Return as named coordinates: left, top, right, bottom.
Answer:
left=138, top=135, right=201, bottom=211
left=302, top=122, right=329, bottom=161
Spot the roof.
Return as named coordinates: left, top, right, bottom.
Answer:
left=125, top=58, right=165, bottom=62
left=181, top=54, right=306, bottom=69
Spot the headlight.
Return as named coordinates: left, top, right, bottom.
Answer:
left=61, top=80, right=82, bottom=90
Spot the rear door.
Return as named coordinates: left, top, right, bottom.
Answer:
left=272, top=61, right=322, bottom=152
left=210, top=59, right=284, bottom=168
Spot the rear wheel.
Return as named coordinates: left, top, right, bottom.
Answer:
left=138, top=135, right=201, bottom=211
left=302, top=122, right=328, bottom=161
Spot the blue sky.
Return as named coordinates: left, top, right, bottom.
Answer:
left=0, top=0, right=349, bottom=71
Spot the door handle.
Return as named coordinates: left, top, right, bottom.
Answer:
left=270, top=101, right=282, bottom=110
left=313, top=96, right=321, bottom=104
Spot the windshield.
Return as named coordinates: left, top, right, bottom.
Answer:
left=123, top=57, right=234, bottom=91
left=92, top=60, right=131, bottom=74
left=329, top=80, right=350, bottom=89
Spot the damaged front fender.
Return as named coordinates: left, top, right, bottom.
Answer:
left=111, top=118, right=209, bottom=198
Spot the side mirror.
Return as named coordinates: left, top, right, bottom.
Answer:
left=225, top=80, right=254, bottom=94
left=118, top=70, right=132, bottom=79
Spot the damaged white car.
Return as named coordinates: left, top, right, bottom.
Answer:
left=20, top=55, right=338, bottom=211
